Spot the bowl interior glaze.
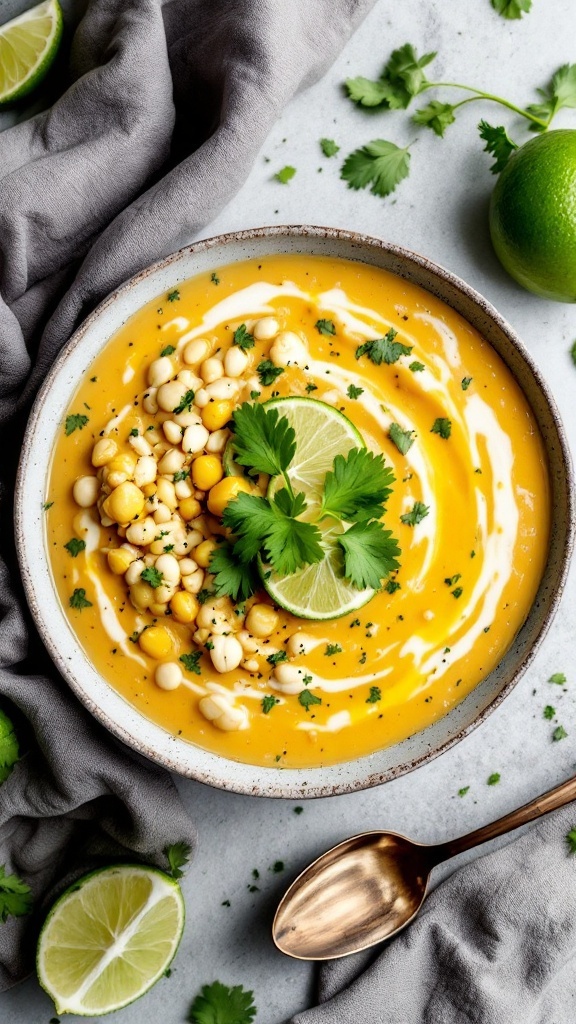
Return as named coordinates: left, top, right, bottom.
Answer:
left=15, top=227, right=575, bottom=798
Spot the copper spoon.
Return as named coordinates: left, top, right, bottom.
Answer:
left=273, top=773, right=576, bottom=960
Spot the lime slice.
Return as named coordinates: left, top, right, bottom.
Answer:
left=37, top=864, right=185, bottom=1017
left=0, top=0, right=63, bottom=106
left=261, top=397, right=375, bottom=620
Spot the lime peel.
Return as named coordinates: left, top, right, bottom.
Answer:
left=0, top=0, right=63, bottom=106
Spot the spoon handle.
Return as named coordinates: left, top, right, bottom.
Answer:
left=432, top=773, right=576, bottom=863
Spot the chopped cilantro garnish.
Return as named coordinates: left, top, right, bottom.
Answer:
left=549, top=673, right=567, bottom=685
left=320, top=138, right=340, bottom=157
left=257, top=360, right=284, bottom=387
left=347, top=384, right=364, bottom=399
left=64, top=538, right=86, bottom=557
left=461, top=376, right=473, bottom=390
left=65, top=413, right=89, bottom=435
left=431, top=417, right=452, bottom=439
left=179, top=651, right=202, bottom=675
left=543, top=705, right=556, bottom=720
left=315, top=319, right=336, bottom=336
left=298, top=689, right=322, bottom=712
left=161, top=345, right=176, bottom=357
left=274, top=165, right=296, bottom=184
left=141, top=566, right=163, bottom=588
left=389, top=422, right=414, bottom=454
left=355, top=328, right=412, bottom=365
left=167, top=290, right=180, bottom=302
left=409, top=361, right=425, bottom=372
left=325, top=643, right=343, bottom=656
left=400, top=501, right=429, bottom=526
left=233, top=324, right=255, bottom=350
left=487, top=772, right=501, bottom=786
left=261, top=695, right=279, bottom=714
left=69, top=588, right=92, bottom=610
left=267, top=650, right=288, bottom=666
left=173, top=389, right=195, bottom=414
left=366, top=686, right=381, bottom=703
left=211, top=272, right=220, bottom=285
left=553, top=725, right=568, bottom=742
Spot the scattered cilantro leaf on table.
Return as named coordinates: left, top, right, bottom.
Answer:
left=571, top=341, right=576, bottom=366
left=321, top=448, right=395, bottom=522
left=338, top=521, right=401, bottom=590
left=188, top=981, right=256, bottom=1024
left=544, top=705, right=556, bottom=720
left=458, top=786, right=470, bottom=797
left=64, top=538, right=85, bottom=557
left=478, top=121, right=518, bottom=173
left=389, top=423, right=414, bottom=455
left=553, top=725, right=568, bottom=742
left=233, top=324, right=255, bottom=350
left=355, top=328, right=412, bottom=365
left=487, top=772, right=501, bottom=786
left=341, top=140, right=411, bottom=198
left=164, top=842, right=192, bottom=880
left=566, top=828, right=576, bottom=855
left=0, top=866, right=33, bottom=923
left=550, top=673, right=567, bottom=685
left=400, top=501, right=429, bottom=527
left=0, top=710, right=19, bottom=784
left=346, top=44, right=435, bottom=111
left=491, top=0, right=532, bottom=19
left=320, top=138, right=340, bottom=157
left=345, top=76, right=392, bottom=107
left=65, top=413, right=89, bottom=436
left=274, top=165, right=296, bottom=184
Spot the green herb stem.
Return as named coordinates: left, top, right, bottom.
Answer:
left=425, top=81, right=550, bottom=129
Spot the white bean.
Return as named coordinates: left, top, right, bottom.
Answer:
left=155, top=662, right=182, bottom=691
left=73, top=475, right=99, bottom=508
left=200, top=357, right=224, bottom=384
left=179, top=557, right=198, bottom=575
left=182, top=424, right=209, bottom=454
left=155, top=553, right=181, bottom=585
left=158, top=448, right=186, bottom=475
left=204, top=377, right=240, bottom=401
left=125, top=558, right=145, bottom=585
left=209, top=635, right=243, bottom=674
left=271, top=663, right=309, bottom=694
left=143, top=388, right=159, bottom=414
left=163, top=420, right=182, bottom=445
left=173, top=409, right=203, bottom=427
left=224, top=347, right=249, bottom=377
left=270, top=330, right=309, bottom=367
left=126, top=516, right=157, bottom=546
left=205, top=428, right=230, bottom=453
left=92, top=438, right=118, bottom=467
left=175, top=478, right=194, bottom=499
left=183, top=338, right=210, bottom=366
left=321, top=389, right=340, bottom=406
left=155, top=583, right=176, bottom=604
left=193, top=388, right=210, bottom=408
left=177, top=369, right=202, bottom=389
left=156, top=478, right=177, bottom=509
left=198, top=694, right=249, bottom=731
left=148, top=356, right=174, bottom=387
left=153, top=503, right=172, bottom=525
left=181, top=568, right=205, bottom=593
left=253, top=316, right=279, bottom=341
left=134, top=455, right=157, bottom=488
left=129, top=434, right=153, bottom=457
left=157, top=379, right=188, bottom=413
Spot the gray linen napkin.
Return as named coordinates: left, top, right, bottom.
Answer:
left=0, top=0, right=375, bottom=991
left=288, top=805, right=576, bottom=1024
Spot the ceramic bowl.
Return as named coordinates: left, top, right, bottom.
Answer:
left=15, top=227, right=575, bottom=798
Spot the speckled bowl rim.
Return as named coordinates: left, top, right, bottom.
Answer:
left=15, top=226, right=575, bottom=799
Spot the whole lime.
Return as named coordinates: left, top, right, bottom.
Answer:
left=489, top=129, right=576, bottom=302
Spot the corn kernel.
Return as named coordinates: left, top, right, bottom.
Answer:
left=245, top=603, right=279, bottom=638
left=130, top=581, right=155, bottom=610
left=170, top=590, right=199, bottom=624
left=107, top=547, right=136, bottom=575
left=107, top=452, right=137, bottom=488
left=207, top=476, right=251, bottom=517
left=103, top=481, right=145, bottom=524
left=139, top=625, right=173, bottom=659
left=191, top=454, right=223, bottom=491
left=201, top=400, right=233, bottom=432
left=194, top=538, right=217, bottom=568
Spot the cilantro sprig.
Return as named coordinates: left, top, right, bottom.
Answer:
left=0, top=866, right=33, bottom=923
left=188, top=981, right=256, bottom=1024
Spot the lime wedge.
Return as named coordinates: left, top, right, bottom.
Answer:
left=260, top=397, right=375, bottom=620
left=37, top=865, right=185, bottom=1016
left=0, top=0, right=63, bottom=106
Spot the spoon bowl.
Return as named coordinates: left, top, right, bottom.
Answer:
left=273, top=831, right=434, bottom=960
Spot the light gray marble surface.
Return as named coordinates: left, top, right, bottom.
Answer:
left=3, top=0, right=576, bottom=1021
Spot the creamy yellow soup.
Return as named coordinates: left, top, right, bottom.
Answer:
left=45, top=256, right=550, bottom=768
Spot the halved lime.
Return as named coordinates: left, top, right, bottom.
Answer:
left=0, top=0, right=63, bottom=107
left=37, top=864, right=185, bottom=1016
left=261, top=397, right=375, bottom=620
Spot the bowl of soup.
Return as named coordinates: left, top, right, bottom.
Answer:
left=15, top=227, right=574, bottom=797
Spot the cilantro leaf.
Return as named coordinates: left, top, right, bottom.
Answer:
left=188, top=981, right=256, bottom=1024
left=478, top=120, right=518, bottom=174
left=543, top=705, right=556, bottom=720
left=389, top=423, right=414, bottom=454
left=167, top=290, right=180, bottom=301
left=0, top=866, right=33, bottom=923
left=355, top=328, right=412, bottom=365
left=345, top=76, right=392, bottom=107
left=233, top=324, right=255, bottom=350
left=298, top=690, right=322, bottom=712
left=267, top=650, right=288, bottom=666
left=223, top=494, right=279, bottom=563
left=315, top=319, right=336, bottom=336
left=257, top=360, right=284, bottom=387
left=491, top=0, right=531, bottom=18
left=321, top=448, right=395, bottom=521
left=320, top=138, right=340, bottom=157
left=400, top=501, right=429, bottom=526
left=566, top=828, right=576, bottom=855
left=65, top=413, right=89, bottom=436
left=550, top=673, right=567, bottom=685
left=431, top=417, right=452, bottom=439
left=341, top=140, right=411, bottom=198
left=366, top=686, right=381, bottom=703
left=384, top=43, right=436, bottom=101
left=409, top=361, right=425, bottom=373
left=338, top=521, right=401, bottom=590
left=141, top=566, right=163, bottom=588
left=261, top=695, right=279, bottom=714
left=164, top=841, right=192, bottom=880
left=69, top=588, right=92, bottom=610
left=224, top=492, right=323, bottom=575
left=161, top=345, right=176, bottom=357
left=180, top=652, right=203, bottom=675
left=64, top=538, right=85, bottom=558
left=527, top=64, right=576, bottom=129
left=0, top=709, right=19, bottom=784
left=325, top=644, right=343, bottom=656
left=413, top=100, right=456, bottom=137
left=232, top=403, right=296, bottom=477
left=274, top=165, right=296, bottom=184
left=211, top=272, right=220, bottom=285
left=570, top=341, right=576, bottom=366
left=487, top=772, right=501, bottom=785
left=461, top=376, right=473, bottom=390
left=553, top=725, right=568, bottom=742
left=347, top=384, right=364, bottom=399
left=173, top=389, right=195, bottom=414
left=385, top=578, right=401, bottom=594
left=210, top=544, right=260, bottom=602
